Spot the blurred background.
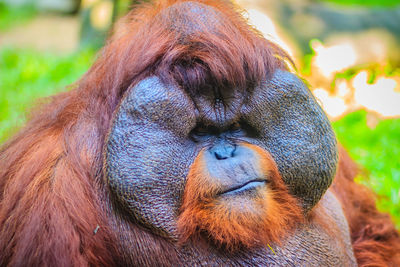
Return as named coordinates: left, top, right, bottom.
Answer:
left=0, top=0, right=399, bottom=227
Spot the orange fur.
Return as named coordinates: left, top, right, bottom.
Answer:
left=178, top=143, right=303, bottom=251
left=0, top=0, right=287, bottom=264
left=332, top=146, right=400, bottom=266
left=0, top=124, right=118, bottom=266
left=2, top=0, right=398, bottom=265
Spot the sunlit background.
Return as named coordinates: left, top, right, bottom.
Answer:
left=0, top=0, right=399, bottom=227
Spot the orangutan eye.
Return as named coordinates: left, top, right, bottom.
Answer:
left=192, top=125, right=209, bottom=136
left=229, top=122, right=241, bottom=132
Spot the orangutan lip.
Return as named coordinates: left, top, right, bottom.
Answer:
left=219, top=179, right=267, bottom=196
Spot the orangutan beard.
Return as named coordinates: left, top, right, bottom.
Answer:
left=177, top=144, right=303, bottom=251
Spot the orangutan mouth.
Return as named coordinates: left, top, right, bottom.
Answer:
left=219, top=179, right=267, bottom=196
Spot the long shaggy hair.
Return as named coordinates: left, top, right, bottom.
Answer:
left=178, top=144, right=303, bottom=251
left=0, top=1, right=287, bottom=264
left=0, top=0, right=399, bottom=265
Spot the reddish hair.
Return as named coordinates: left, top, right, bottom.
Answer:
left=1, top=0, right=398, bottom=265
left=0, top=1, right=288, bottom=264
left=332, top=146, right=400, bottom=266
left=178, top=143, right=303, bottom=251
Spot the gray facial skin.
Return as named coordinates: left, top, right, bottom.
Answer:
left=243, top=70, right=338, bottom=211
left=104, top=71, right=354, bottom=266
left=106, top=70, right=337, bottom=233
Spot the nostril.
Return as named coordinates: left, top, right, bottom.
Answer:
left=211, top=143, right=236, bottom=160
left=214, top=152, right=228, bottom=160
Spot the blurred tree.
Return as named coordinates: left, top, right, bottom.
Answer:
left=79, top=0, right=146, bottom=48
left=80, top=0, right=113, bottom=48
left=0, top=0, right=81, bottom=14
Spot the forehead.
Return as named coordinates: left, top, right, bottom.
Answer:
left=127, top=70, right=308, bottom=127
left=165, top=1, right=222, bottom=38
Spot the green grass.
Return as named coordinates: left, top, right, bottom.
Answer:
left=0, top=48, right=96, bottom=142
left=0, top=3, right=37, bottom=31
left=333, top=111, right=400, bottom=227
